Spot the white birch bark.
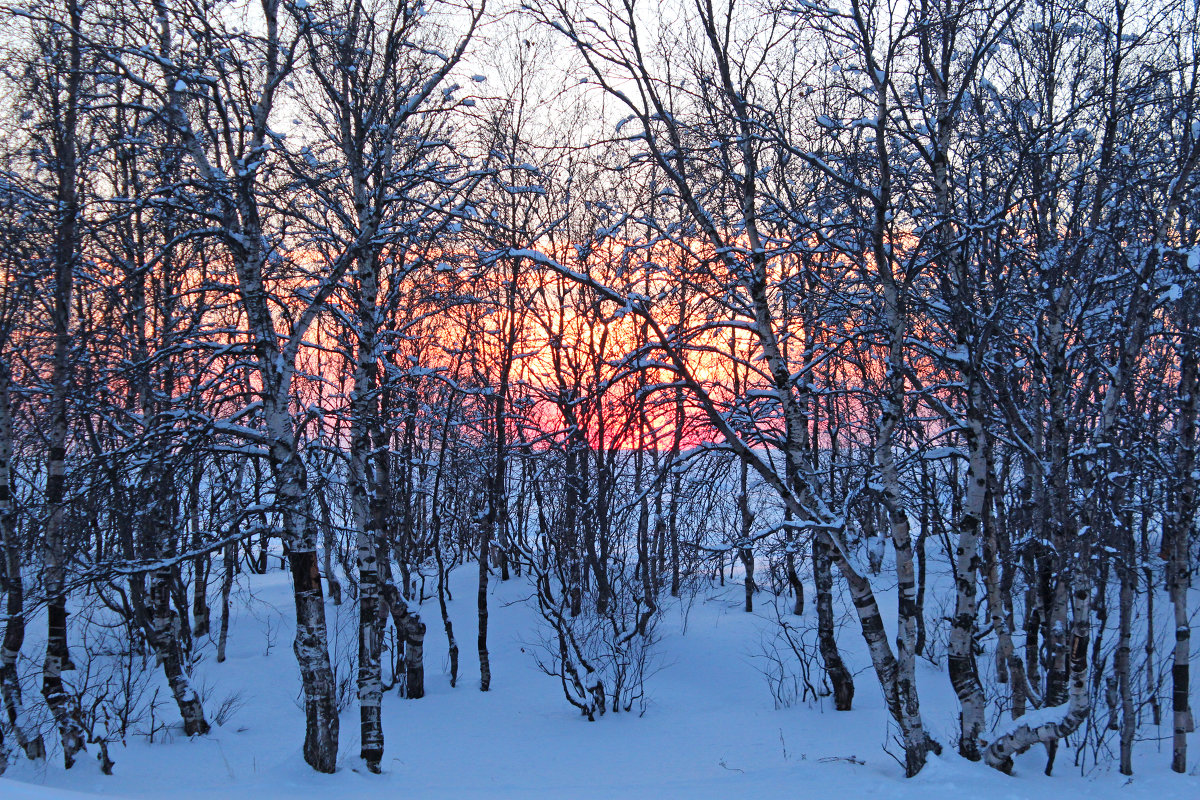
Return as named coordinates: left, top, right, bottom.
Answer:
left=0, top=363, right=45, bottom=762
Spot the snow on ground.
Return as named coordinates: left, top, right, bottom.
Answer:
left=3, top=564, right=1197, bottom=799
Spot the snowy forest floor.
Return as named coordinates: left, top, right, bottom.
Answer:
left=2, top=563, right=1198, bottom=799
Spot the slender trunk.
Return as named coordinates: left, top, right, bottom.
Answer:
left=581, top=450, right=610, bottom=614
left=650, top=471, right=664, bottom=593
left=276, top=438, right=339, bottom=773
left=216, top=540, right=236, bottom=663
left=242, top=243, right=338, bottom=771
left=150, top=559, right=209, bottom=736
left=785, top=535, right=804, bottom=616
left=0, top=367, right=45, bottom=761
left=867, top=171, right=932, bottom=773
left=318, top=486, right=342, bottom=606
left=984, top=483, right=1027, bottom=720
left=401, top=601, right=425, bottom=700
left=635, top=439, right=657, bottom=634
left=430, top=399, right=459, bottom=687
left=349, top=261, right=384, bottom=771
left=353, top=465, right=383, bottom=771
left=813, top=534, right=853, bottom=710
left=189, top=468, right=210, bottom=637
left=738, top=461, right=754, bottom=613
left=137, top=446, right=208, bottom=735
left=1044, top=574, right=1071, bottom=708
left=479, top=390, right=506, bottom=691
left=1141, top=497, right=1160, bottom=726
left=915, top=493, right=928, bottom=657
left=1023, top=547, right=1043, bottom=693
left=434, top=517, right=459, bottom=688
left=40, top=0, right=86, bottom=768
left=1169, top=348, right=1197, bottom=772
left=947, top=383, right=988, bottom=761
left=286, top=540, right=340, bottom=773
left=1042, top=310, right=1073, bottom=713
left=478, top=511, right=492, bottom=692
left=381, top=584, right=424, bottom=699
left=826, top=531, right=938, bottom=775
left=1091, top=561, right=1111, bottom=698
left=565, top=446, right=582, bottom=616
left=192, top=557, right=210, bottom=637
left=1117, top=563, right=1134, bottom=775
left=875, top=381, right=932, bottom=775
left=669, top=460, right=681, bottom=598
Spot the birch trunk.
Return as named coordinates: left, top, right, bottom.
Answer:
left=1169, top=347, right=1197, bottom=772
left=131, top=424, right=210, bottom=736
left=824, top=531, right=937, bottom=775
left=812, top=535, right=853, bottom=710
left=149, top=558, right=209, bottom=736
left=984, top=577, right=1091, bottom=774
left=670, top=389, right=684, bottom=598
left=864, top=32, right=931, bottom=773
left=480, top=388, right=508, bottom=692
left=983, top=481, right=1028, bottom=721
left=216, top=540, right=236, bottom=664
left=0, top=366, right=44, bottom=761
left=430, top=401, right=459, bottom=687
left=477, top=522, right=492, bottom=691
left=275, top=440, right=339, bottom=773
left=737, top=460, right=754, bottom=613
left=947, top=383, right=988, bottom=760
left=232, top=130, right=339, bottom=776
left=40, top=1, right=85, bottom=765
left=1116, top=563, right=1134, bottom=775
left=158, top=0, right=341, bottom=769
left=255, top=332, right=339, bottom=771
left=874, top=308, right=934, bottom=776
left=381, top=584, right=425, bottom=699
left=189, top=468, right=210, bottom=637
left=348, top=242, right=384, bottom=770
